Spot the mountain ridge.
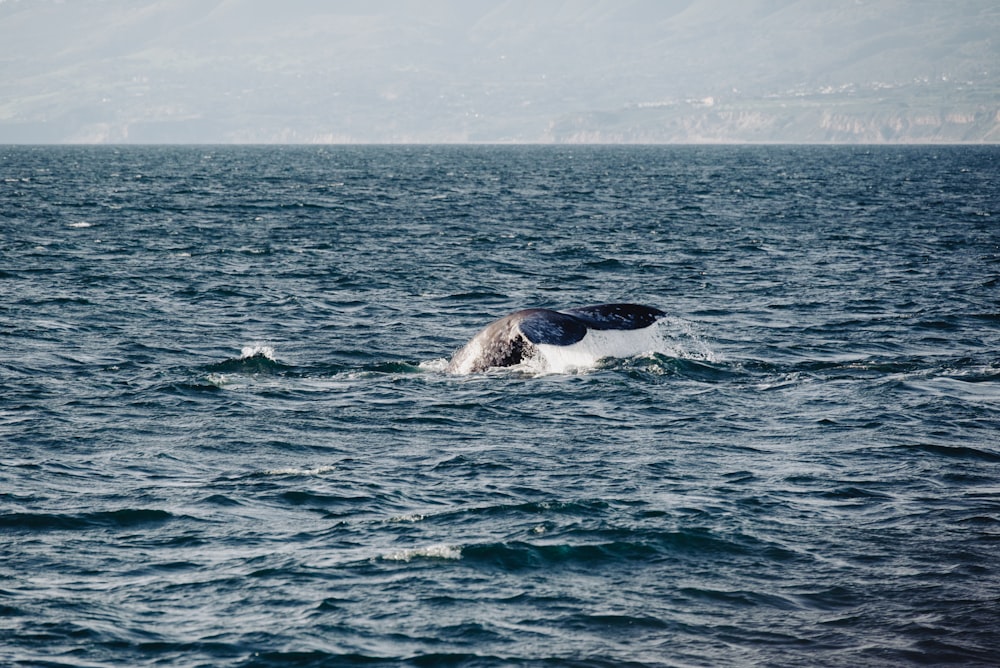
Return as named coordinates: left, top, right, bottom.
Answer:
left=1, top=0, right=996, bottom=143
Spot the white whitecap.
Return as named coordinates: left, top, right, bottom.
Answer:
left=381, top=544, right=461, bottom=562
left=68, top=221, right=92, bottom=228
left=240, top=344, right=276, bottom=360
left=205, top=373, right=229, bottom=387
left=418, top=358, right=449, bottom=372
left=263, top=465, right=338, bottom=476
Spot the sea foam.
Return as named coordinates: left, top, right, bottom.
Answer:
left=240, top=345, right=276, bottom=360
left=381, top=544, right=462, bottom=562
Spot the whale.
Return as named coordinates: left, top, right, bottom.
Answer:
left=446, top=303, right=666, bottom=374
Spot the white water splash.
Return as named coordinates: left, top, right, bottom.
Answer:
left=240, top=344, right=276, bottom=360
left=262, top=465, right=338, bottom=476
left=418, top=358, right=449, bottom=372
left=527, top=318, right=717, bottom=375
left=381, top=544, right=462, bottom=562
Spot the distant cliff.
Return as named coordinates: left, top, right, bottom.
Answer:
left=546, top=83, right=1000, bottom=144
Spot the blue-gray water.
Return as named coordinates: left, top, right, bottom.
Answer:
left=2, top=145, right=999, bottom=667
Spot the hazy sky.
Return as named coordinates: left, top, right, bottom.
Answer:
left=1, top=0, right=997, bottom=143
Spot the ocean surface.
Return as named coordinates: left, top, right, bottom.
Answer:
left=2, top=144, right=998, bottom=667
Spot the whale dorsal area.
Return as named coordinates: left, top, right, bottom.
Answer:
left=516, top=309, right=590, bottom=346
left=561, top=303, right=666, bottom=331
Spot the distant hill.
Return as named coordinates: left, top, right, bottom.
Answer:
left=1, top=0, right=996, bottom=143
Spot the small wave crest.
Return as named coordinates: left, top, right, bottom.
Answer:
left=0, top=508, right=172, bottom=532
left=240, top=344, right=276, bottom=361
left=261, top=465, right=338, bottom=477
left=419, top=358, right=450, bottom=373
left=204, top=344, right=289, bottom=378
left=381, top=544, right=462, bottom=562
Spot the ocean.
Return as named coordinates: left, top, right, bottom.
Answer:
left=1, top=144, right=998, bottom=667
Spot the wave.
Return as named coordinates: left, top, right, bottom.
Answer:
left=0, top=508, right=173, bottom=532
left=339, top=520, right=799, bottom=571
left=239, top=650, right=521, bottom=667
left=896, top=443, right=1000, bottom=463
left=453, top=528, right=800, bottom=572
left=618, top=354, right=741, bottom=382
left=729, top=354, right=998, bottom=389
left=260, top=465, right=339, bottom=477
left=200, top=345, right=430, bottom=387
left=203, top=345, right=291, bottom=374
left=358, top=361, right=425, bottom=374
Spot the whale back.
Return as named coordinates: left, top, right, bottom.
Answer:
left=562, top=303, right=665, bottom=331
left=445, top=310, right=535, bottom=374
left=517, top=309, right=589, bottom=346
